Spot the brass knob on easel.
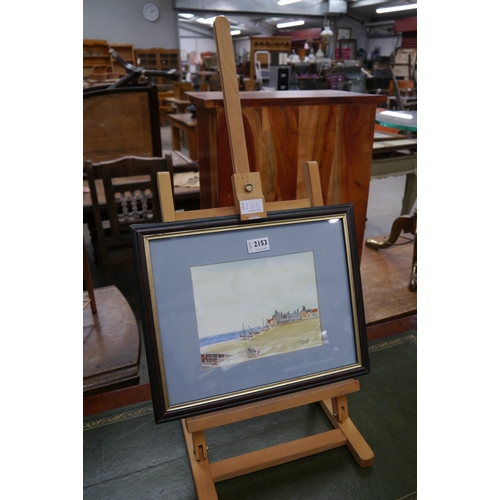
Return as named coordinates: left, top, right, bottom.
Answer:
left=245, top=183, right=253, bottom=192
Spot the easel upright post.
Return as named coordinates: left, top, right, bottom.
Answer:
left=213, top=16, right=267, bottom=220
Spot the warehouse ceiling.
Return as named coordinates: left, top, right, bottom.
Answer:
left=174, top=0, right=417, bottom=37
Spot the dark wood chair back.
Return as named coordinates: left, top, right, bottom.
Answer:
left=85, top=155, right=169, bottom=269
left=83, top=86, right=162, bottom=164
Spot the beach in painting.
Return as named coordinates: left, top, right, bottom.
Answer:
left=199, top=317, right=322, bottom=368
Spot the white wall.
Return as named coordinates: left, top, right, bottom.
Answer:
left=179, top=26, right=216, bottom=58
left=83, top=0, right=179, bottom=48
left=234, top=38, right=251, bottom=61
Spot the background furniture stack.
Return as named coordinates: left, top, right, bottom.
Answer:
left=249, top=36, right=292, bottom=81
left=135, top=47, right=181, bottom=85
left=83, top=39, right=111, bottom=78
left=84, top=40, right=181, bottom=88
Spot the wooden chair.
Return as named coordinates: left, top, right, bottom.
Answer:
left=85, top=155, right=169, bottom=270
left=83, top=85, right=162, bottom=165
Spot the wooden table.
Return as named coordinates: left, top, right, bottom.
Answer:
left=197, top=70, right=219, bottom=90
left=371, top=137, right=417, bottom=215
left=165, top=113, right=198, bottom=161
left=360, top=235, right=417, bottom=324
left=84, top=286, right=140, bottom=397
left=164, top=97, right=191, bottom=114
left=186, top=90, right=385, bottom=256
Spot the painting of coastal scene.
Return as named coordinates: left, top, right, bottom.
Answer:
left=190, top=251, right=323, bottom=369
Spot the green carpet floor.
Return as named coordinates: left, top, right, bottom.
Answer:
left=83, top=331, right=417, bottom=499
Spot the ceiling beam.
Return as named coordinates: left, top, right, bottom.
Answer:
left=349, top=0, right=394, bottom=7
left=173, top=0, right=333, bottom=17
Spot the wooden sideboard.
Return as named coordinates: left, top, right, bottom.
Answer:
left=185, top=90, right=386, bottom=256
left=249, top=36, right=292, bottom=81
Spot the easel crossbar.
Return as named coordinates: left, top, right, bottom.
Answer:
left=209, top=429, right=347, bottom=482
left=184, top=379, right=360, bottom=433
left=181, top=378, right=373, bottom=498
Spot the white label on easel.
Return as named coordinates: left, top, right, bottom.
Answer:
left=240, top=199, right=264, bottom=215
left=247, top=237, right=270, bottom=254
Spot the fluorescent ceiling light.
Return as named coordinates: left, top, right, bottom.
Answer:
left=231, top=30, right=241, bottom=35
left=178, top=13, right=194, bottom=19
left=277, top=20, right=305, bottom=28
left=196, top=16, right=217, bottom=25
left=376, top=4, right=417, bottom=14
left=278, top=0, right=302, bottom=5
left=380, top=111, right=412, bottom=119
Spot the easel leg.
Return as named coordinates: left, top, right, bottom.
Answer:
left=181, top=419, right=218, bottom=500
left=320, top=397, right=374, bottom=468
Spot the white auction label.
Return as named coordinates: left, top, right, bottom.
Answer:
left=240, top=198, right=264, bottom=215
left=247, top=237, right=270, bottom=254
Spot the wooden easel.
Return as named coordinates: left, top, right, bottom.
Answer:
left=156, top=17, right=373, bottom=499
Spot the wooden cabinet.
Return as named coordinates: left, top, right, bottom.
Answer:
left=135, top=48, right=181, bottom=85
left=186, top=90, right=386, bottom=256
left=249, top=36, right=292, bottom=81
left=109, top=44, right=135, bottom=75
left=83, top=39, right=111, bottom=77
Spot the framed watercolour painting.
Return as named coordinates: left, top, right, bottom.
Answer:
left=132, top=204, right=369, bottom=424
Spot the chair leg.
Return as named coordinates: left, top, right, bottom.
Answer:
left=401, top=173, right=417, bottom=216
left=408, top=232, right=417, bottom=292
left=365, top=212, right=416, bottom=249
left=365, top=209, right=417, bottom=292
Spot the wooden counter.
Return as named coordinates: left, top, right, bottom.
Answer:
left=186, top=90, right=386, bottom=255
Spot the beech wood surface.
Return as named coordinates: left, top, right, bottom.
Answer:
left=213, top=17, right=250, bottom=176
left=209, top=429, right=347, bottom=482
left=184, top=379, right=360, bottom=433
left=303, top=161, right=324, bottom=206
left=157, top=171, right=176, bottom=221
left=182, top=419, right=219, bottom=500
left=320, top=398, right=374, bottom=467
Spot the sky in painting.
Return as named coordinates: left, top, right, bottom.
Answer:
left=190, top=251, right=319, bottom=338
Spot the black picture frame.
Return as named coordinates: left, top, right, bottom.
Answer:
left=132, top=204, right=369, bottom=424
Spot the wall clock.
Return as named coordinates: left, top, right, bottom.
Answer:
left=143, top=3, right=160, bottom=22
